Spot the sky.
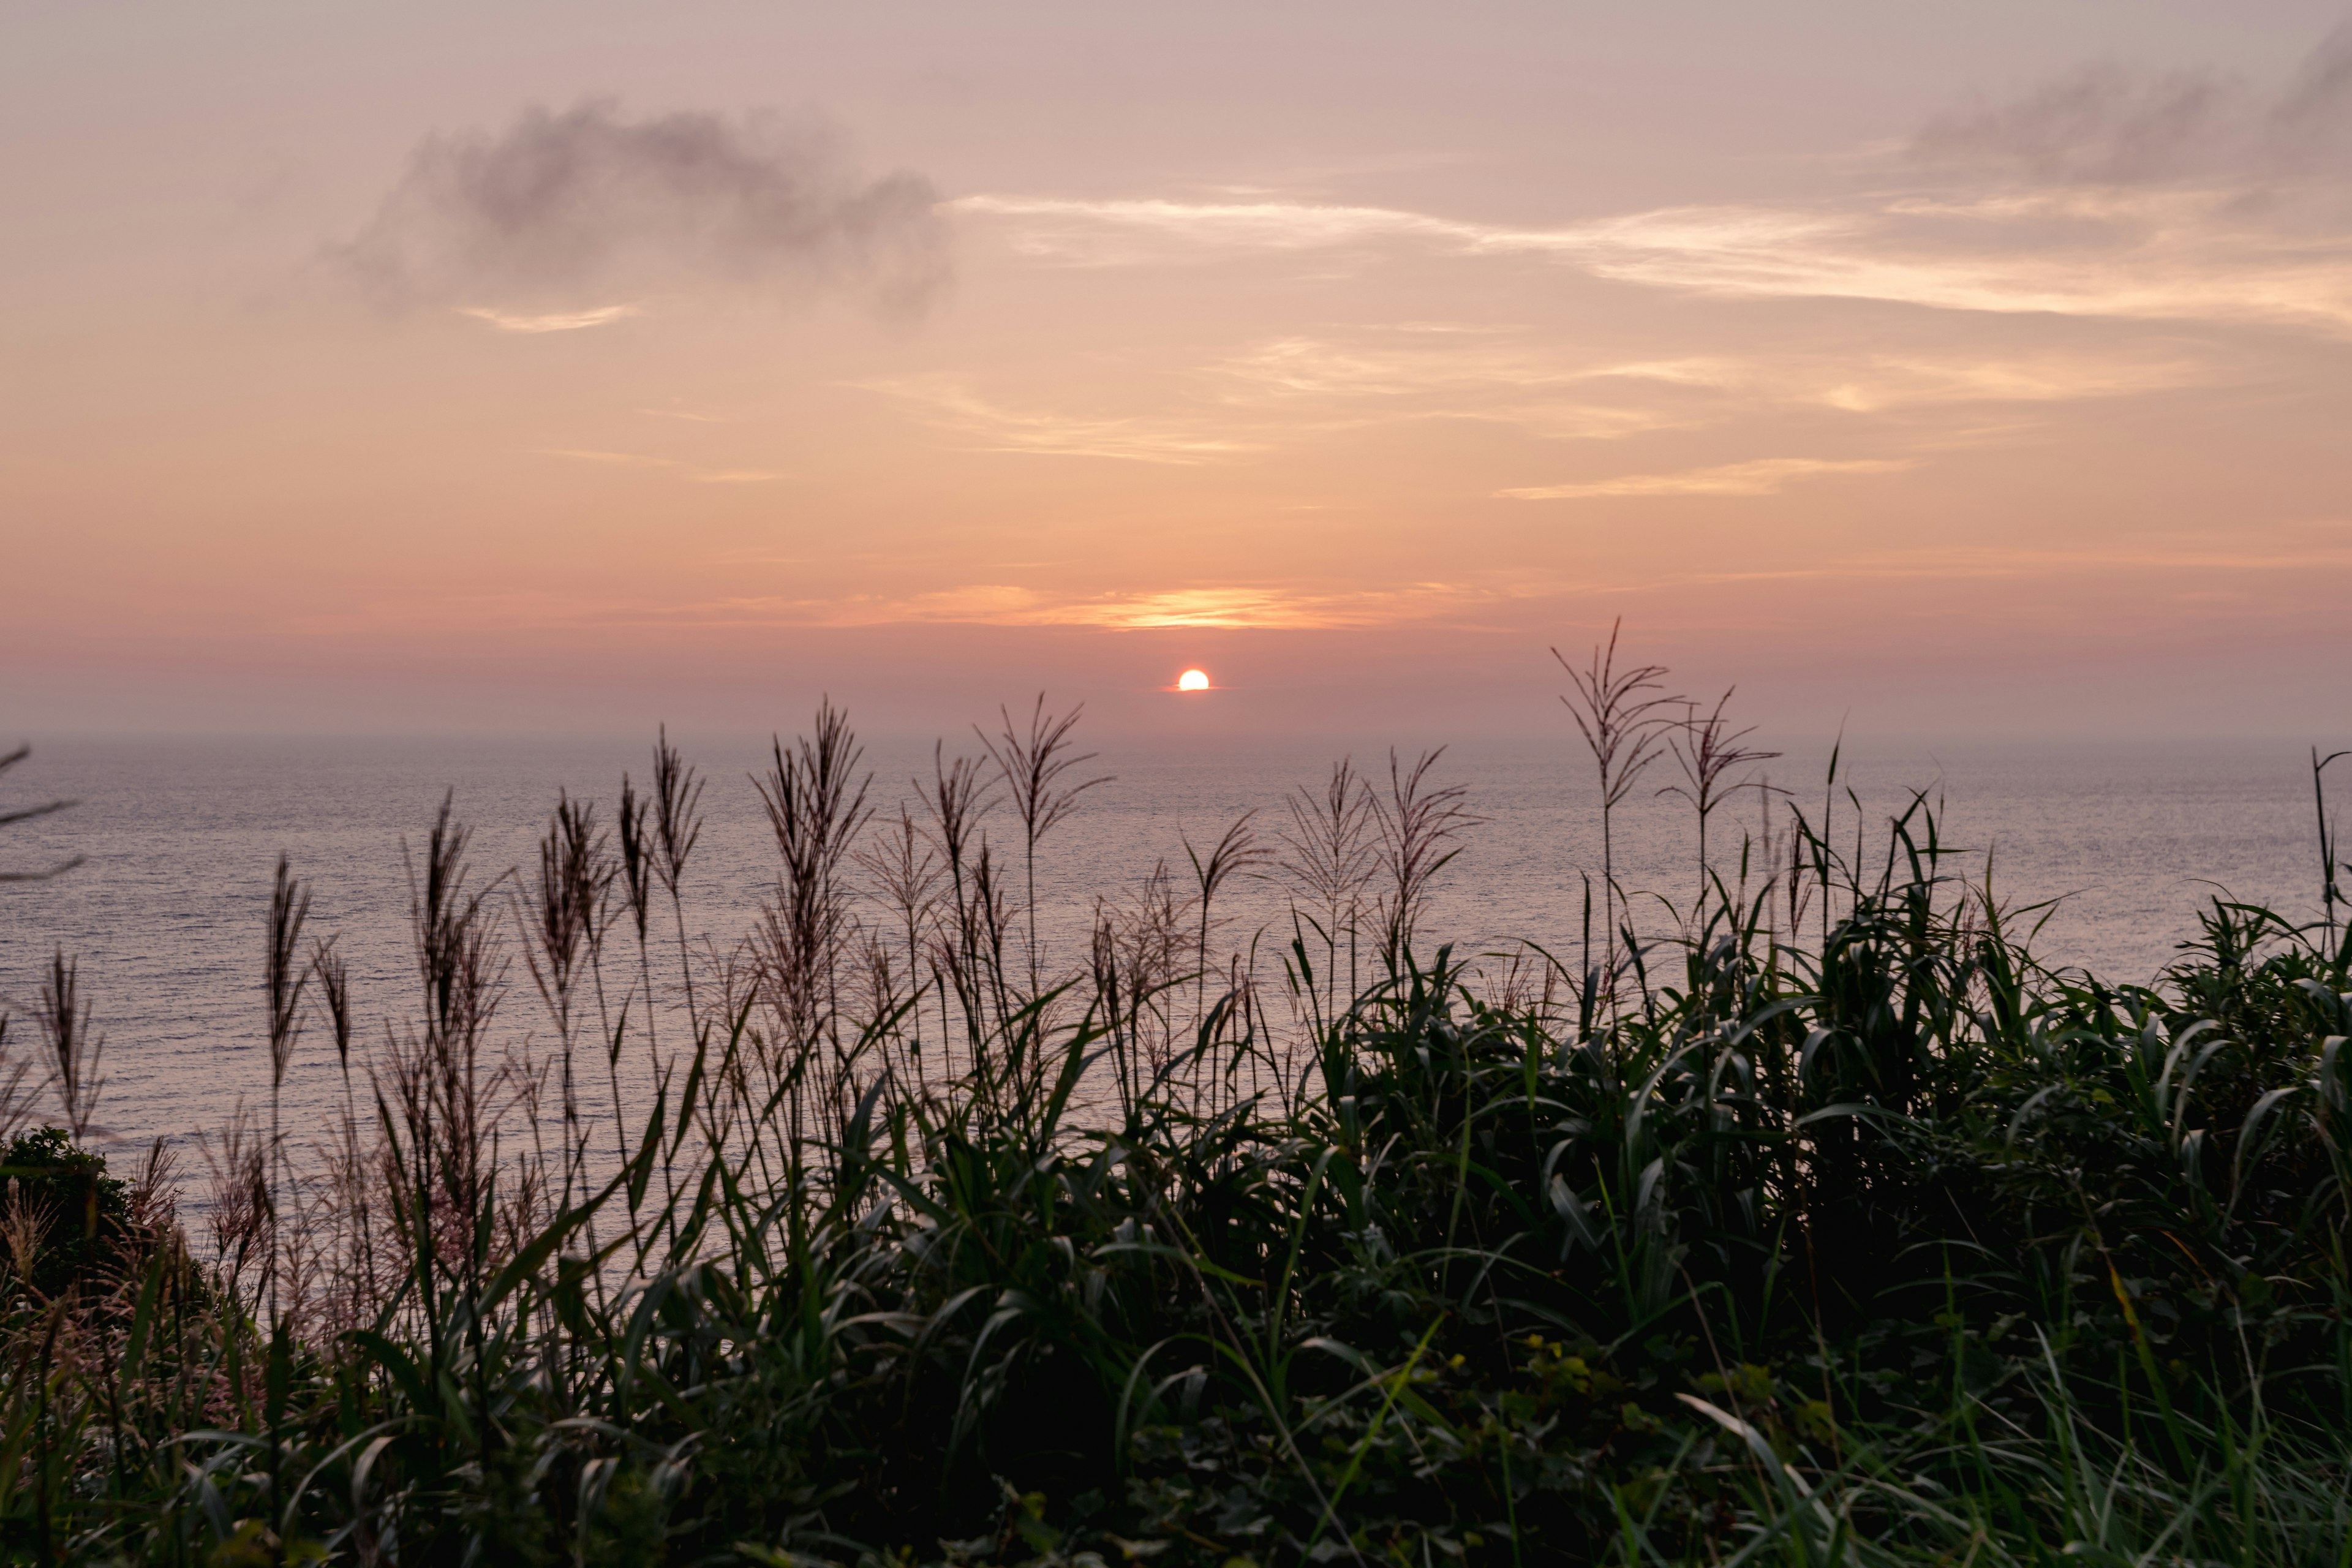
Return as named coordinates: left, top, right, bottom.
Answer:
left=6, top=1, right=2350, bottom=742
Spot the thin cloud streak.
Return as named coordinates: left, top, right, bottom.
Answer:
left=1687, top=540, right=2352, bottom=586
left=857, top=375, right=1265, bottom=463
left=458, top=304, right=641, bottom=332
left=1566, top=194, right=2352, bottom=332
left=1213, top=335, right=2213, bottom=417
left=535, top=448, right=788, bottom=483
left=1498, top=457, right=1911, bottom=500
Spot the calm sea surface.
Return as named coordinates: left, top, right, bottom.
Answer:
left=0, top=732, right=2329, bottom=1161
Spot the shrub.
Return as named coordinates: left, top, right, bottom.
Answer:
left=0, top=1126, right=129, bottom=1301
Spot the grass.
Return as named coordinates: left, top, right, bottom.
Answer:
left=1, top=661, right=2349, bottom=1566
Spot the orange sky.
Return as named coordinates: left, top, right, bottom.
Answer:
left=6, top=2, right=2350, bottom=739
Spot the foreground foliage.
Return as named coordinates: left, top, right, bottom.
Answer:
left=4, top=704, right=2351, bottom=1566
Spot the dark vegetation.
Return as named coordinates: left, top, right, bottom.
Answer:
left=2, top=647, right=2350, bottom=1564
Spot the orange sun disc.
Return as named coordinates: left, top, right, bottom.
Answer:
left=1177, top=669, right=1211, bottom=692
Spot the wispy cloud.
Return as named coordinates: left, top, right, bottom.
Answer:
left=458, top=304, right=641, bottom=333
left=535, top=448, right=787, bottom=483
left=537, top=448, right=676, bottom=469
left=1686, top=533, right=2352, bottom=586
left=1215, top=334, right=2207, bottom=421
left=1498, top=457, right=1910, bottom=500
left=1556, top=195, right=2352, bottom=332
left=1796, top=353, right=2215, bottom=412
left=858, top=375, right=1264, bottom=464
left=1205, top=336, right=1692, bottom=442
left=1215, top=334, right=1586, bottom=398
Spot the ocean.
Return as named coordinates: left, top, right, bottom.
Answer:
left=0, top=730, right=2330, bottom=1161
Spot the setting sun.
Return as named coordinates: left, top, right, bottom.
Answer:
left=1177, top=668, right=1211, bottom=692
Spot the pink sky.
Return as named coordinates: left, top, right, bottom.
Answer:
left=6, top=2, right=2350, bottom=740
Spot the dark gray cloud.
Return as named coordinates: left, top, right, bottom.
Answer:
left=1909, top=23, right=2352, bottom=186
left=337, top=100, right=948, bottom=315
left=2271, top=23, right=2352, bottom=165
left=1912, top=66, right=2234, bottom=184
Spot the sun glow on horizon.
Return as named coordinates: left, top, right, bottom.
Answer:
left=1177, top=668, right=1211, bottom=691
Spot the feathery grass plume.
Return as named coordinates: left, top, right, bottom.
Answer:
left=853, top=802, right=946, bottom=1089
left=0, top=1175, right=50, bottom=1292
left=1660, top=688, right=1781, bottom=911
left=918, top=739, right=999, bottom=1047
left=265, top=857, right=313, bottom=1093
left=390, top=795, right=510, bottom=1301
left=311, top=938, right=352, bottom=1074
left=524, top=793, right=610, bottom=1024
left=1278, top=756, right=1379, bottom=1025
left=1370, top=747, right=1479, bottom=968
left=649, top=725, right=707, bottom=1023
left=616, top=772, right=653, bottom=950
left=1555, top=619, right=1679, bottom=987
left=196, top=1101, right=270, bottom=1305
left=614, top=766, right=671, bottom=1206
left=1183, top=810, right=1270, bottom=1031
left=753, top=703, right=873, bottom=1109
left=303, top=933, right=388, bottom=1329
left=407, top=794, right=505, bottom=1054
left=1482, top=941, right=1559, bottom=1018
left=36, top=951, right=104, bottom=1142
left=521, top=791, right=612, bottom=1200
left=1090, top=856, right=1187, bottom=1115
left=616, top=769, right=657, bottom=1030
left=263, top=855, right=312, bottom=1318
left=957, top=839, right=1018, bottom=1061
left=650, top=726, right=706, bottom=893
left=979, top=694, right=1110, bottom=997
left=0, top=744, right=83, bottom=884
